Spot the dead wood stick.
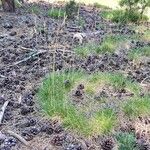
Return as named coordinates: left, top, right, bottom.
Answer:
left=0, top=74, right=7, bottom=78
left=12, top=50, right=47, bottom=66
left=0, top=101, right=9, bottom=124
left=7, top=130, right=29, bottom=146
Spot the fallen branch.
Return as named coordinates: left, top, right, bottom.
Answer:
left=7, top=130, right=29, bottom=146
left=12, top=50, right=47, bottom=66
left=141, top=76, right=150, bottom=84
left=0, top=101, right=9, bottom=124
left=0, top=74, right=7, bottom=78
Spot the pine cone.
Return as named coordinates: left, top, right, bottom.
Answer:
left=51, top=135, right=64, bottom=146
left=101, top=138, right=114, bottom=150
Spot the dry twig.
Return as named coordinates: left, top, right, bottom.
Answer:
left=7, top=130, right=29, bottom=146
left=0, top=101, right=9, bottom=124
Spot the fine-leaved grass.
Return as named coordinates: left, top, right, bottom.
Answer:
left=90, top=109, right=117, bottom=134
left=115, top=132, right=137, bottom=150
left=48, top=8, right=65, bottom=19
left=128, top=46, right=150, bottom=61
left=123, top=95, right=150, bottom=118
left=74, top=35, right=127, bottom=57
left=85, top=72, right=141, bottom=95
left=38, top=71, right=122, bottom=136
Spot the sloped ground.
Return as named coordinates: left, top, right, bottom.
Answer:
left=0, top=1, right=150, bottom=150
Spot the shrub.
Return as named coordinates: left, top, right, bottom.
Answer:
left=119, top=0, right=150, bottom=21
left=101, top=9, right=148, bottom=23
left=65, top=0, right=79, bottom=19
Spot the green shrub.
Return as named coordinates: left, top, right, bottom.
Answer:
left=119, top=0, right=150, bottom=21
left=101, top=9, right=148, bottom=23
left=115, top=132, right=137, bottom=150
left=65, top=0, right=79, bottom=19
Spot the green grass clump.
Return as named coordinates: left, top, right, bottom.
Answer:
left=38, top=71, right=120, bottom=136
left=38, top=70, right=91, bottom=135
left=90, top=109, right=117, bottom=134
left=123, top=95, right=150, bottom=118
left=101, top=9, right=148, bottom=23
left=142, top=30, right=150, bottom=42
left=128, top=46, right=150, bottom=61
left=74, top=35, right=127, bottom=57
left=115, top=132, right=137, bottom=150
left=48, top=8, right=65, bottom=19
left=74, top=43, right=96, bottom=58
left=38, top=70, right=144, bottom=136
left=38, top=70, right=84, bottom=117
left=85, top=72, right=141, bottom=95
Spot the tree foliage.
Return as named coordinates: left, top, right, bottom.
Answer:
left=119, top=0, right=150, bottom=19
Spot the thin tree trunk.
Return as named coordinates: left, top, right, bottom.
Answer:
left=1, top=0, right=15, bottom=12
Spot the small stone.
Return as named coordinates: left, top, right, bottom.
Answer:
left=9, top=31, right=17, bottom=36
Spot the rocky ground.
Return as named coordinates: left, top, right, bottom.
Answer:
left=0, top=1, right=150, bottom=150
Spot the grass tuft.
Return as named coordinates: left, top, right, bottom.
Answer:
left=128, top=46, right=150, bottom=62
left=123, top=95, right=150, bottom=118
left=38, top=70, right=145, bottom=136
left=38, top=71, right=124, bottom=136
left=74, top=35, right=127, bottom=57
left=85, top=72, right=141, bottom=95
left=115, top=132, right=137, bottom=150
left=101, top=9, right=148, bottom=23
left=90, top=109, right=117, bottom=134
left=47, top=8, right=65, bottom=19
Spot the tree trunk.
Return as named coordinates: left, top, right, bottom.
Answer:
left=1, top=0, right=15, bottom=12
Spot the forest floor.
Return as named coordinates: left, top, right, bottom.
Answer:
left=0, top=1, right=150, bottom=150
